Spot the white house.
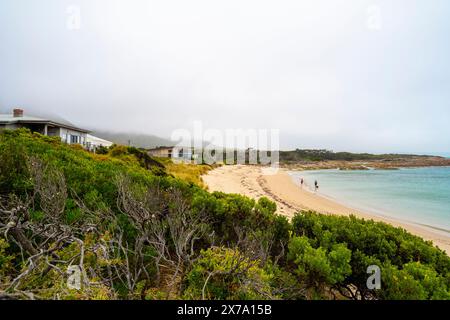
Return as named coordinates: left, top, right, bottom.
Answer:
left=1, top=108, right=113, bottom=152
left=0, top=108, right=90, bottom=145
left=147, top=146, right=194, bottom=160
left=0, top=107, right=94, bottom=144
left=86, top=134, right=114, bottom=151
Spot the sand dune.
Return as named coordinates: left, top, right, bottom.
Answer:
left=202, top=165, right=450, bottom=254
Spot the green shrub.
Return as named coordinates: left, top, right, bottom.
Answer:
left=291, top=212, right=450, bottom=299
left=0, top=129, right=448, bottom=300
left=184, top=247, right=274, bottom=300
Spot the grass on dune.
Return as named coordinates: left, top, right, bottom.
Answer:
left=156, top=158, right=217, bottom=188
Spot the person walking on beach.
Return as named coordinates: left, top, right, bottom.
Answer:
left=314, top=180, right=319, bottom=192
left=300, top=178, right=304, bottom=188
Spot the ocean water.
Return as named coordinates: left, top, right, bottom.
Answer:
left=290, top=167, right=450, bottom=232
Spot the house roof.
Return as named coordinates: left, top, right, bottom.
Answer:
left=0, top=113, right=90, bottom=133
left=86, top=134, right=113, bottom=145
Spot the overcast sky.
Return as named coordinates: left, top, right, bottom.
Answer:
left=1, top=0, right=449, bottom=153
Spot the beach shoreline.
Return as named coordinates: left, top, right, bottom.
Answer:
left=202, top=165, right=450, bottom=254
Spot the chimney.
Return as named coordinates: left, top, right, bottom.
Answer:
left=13, top=108, right=24, bottom=118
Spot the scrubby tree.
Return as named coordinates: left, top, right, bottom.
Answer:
left=287, top=236, right=351, bottom=298
left=184, top=247, right=274, bottom=300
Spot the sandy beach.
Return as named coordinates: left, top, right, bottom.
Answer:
left=202, top=165, right=450, bottom=254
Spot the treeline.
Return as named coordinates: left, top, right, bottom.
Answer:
left=0, top=129, right=449, bottom=300
left=279, top=149, right=428, bottom=162
left=183, top=149, right=430, bottom=164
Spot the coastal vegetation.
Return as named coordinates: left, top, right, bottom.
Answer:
left=280, top=149, right=427, bottom=162
left=157, top=157, right=216, bottom=188
left=0, top=129, right=449, bottom=300
left=279, top=149, right=450, bottom=170
left=200, top=149, right=450, bottom=170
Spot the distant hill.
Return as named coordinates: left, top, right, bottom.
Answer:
left=91, top=130, right=177, bottom=149
left=277, top=149, right=450, bottom=170
left=279, top=149, right=435, bottom=162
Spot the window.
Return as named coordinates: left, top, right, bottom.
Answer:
left=70, top=135, right=79, bottom=144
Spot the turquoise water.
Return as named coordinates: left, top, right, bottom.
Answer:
left=290, top=167, right=450, bottom=232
